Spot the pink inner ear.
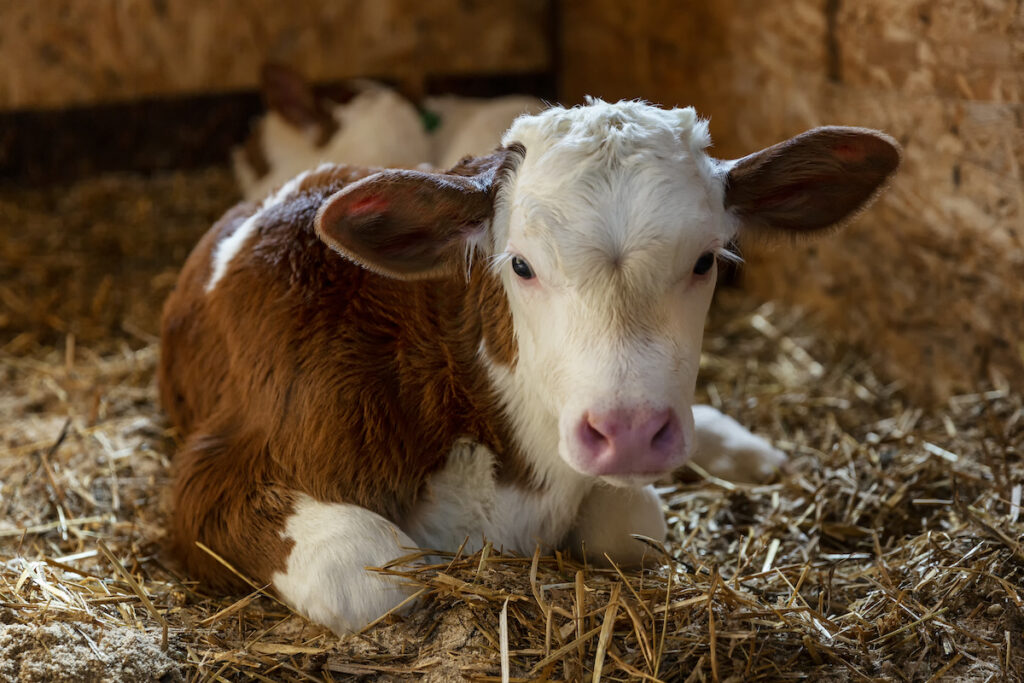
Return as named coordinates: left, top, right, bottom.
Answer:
left=832, top=142, right=867, bottom=163
left=348, top=196, right=390, bottom=215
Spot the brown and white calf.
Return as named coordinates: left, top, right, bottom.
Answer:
left=234, top=63, right=544, bottom=200
left=160, top=99, right=899, bottom=634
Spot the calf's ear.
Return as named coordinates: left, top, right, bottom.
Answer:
left=315, top=152, right=510, bottom=279
left=723, top=126, right=901, bottom=233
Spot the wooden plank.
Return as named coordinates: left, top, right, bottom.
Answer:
left=0, top=0, right=552, bottom=111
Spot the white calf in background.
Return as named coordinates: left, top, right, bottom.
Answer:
left=232, top=64, right=545, bottom=200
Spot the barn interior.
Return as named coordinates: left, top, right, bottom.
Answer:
left=1, top=1, right=1022, bottom=680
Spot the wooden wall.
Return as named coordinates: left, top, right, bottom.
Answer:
left=562, top=0, right=1024, bottom=402
left=0, top=0, right=552, bottom=111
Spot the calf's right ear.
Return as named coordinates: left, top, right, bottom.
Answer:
left=315, top=154, right=508, bottom=279
left=723, top=126, right=901, bottom=234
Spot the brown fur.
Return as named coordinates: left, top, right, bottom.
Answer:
left=260, top=63, right=343, bottom=146
left=159, top=159, right=523, bottom=591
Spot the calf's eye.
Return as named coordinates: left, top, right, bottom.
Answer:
left=692, top=252, right=715, bottom=276
left=511, top=256, right=534, bottom=279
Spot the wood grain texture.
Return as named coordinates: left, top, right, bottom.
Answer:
left=0, top=0, right=551, bottom=110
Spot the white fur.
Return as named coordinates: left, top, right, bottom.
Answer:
left=479, top=339, right=594, bottom=497
left=234, top=86, right=543, bottom=201
left=206, top=169, right=312, bottom=292
left=272, top=495, right=417, bottom=634
left=691, top=405, right=788, bottom=482
left=235, top=86, right=431, bottom=201
left=232, top=112, right=319, bottom=200
left=425, top=95, right=545, bottom=169
left=320, top=88, right=431, bottom=171
left=566, top=483, right=667, bottom=565
left=404, top=439, right=668, bottom=566
left=403, top=440, right=498, bottom=553
left=206, top=214, right=261, bottom=294
left=403, top=439, right=588, bottom=557
left=486, top=100, right=735, bottom=482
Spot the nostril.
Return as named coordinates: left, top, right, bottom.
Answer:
left=573, top=408, right=684, bottom=475
left=652, top=421, right=669, bottom=446
left=581, top=413, right=609, bottom=449
left=650, top=415, right=676, bottom=451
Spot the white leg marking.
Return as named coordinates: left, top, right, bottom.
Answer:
left=567, top=483, right=667, bottom=567
left=206, top=169, right=311, bottom=292
left=691, top=405, right=787, bottom=483
left=273, top=495, right=418, bottom=635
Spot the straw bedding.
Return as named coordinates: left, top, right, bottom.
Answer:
left=1, top=169, right=1021, bottom=681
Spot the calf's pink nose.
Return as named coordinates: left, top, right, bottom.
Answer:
left=575, top=407, right=682, bottom=475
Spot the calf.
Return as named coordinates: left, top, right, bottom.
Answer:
left=160, top=99, right=899, bottom=634
left=234, top=63, right=544, bottom=200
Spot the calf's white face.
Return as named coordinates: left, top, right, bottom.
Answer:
left=492, top=103, right=729, bottom=482
left=315, top=98, right=900, bottom=486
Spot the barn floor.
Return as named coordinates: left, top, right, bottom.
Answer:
left=1, top=169, right=1022, bottom=682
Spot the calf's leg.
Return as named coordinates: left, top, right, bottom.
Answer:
left=566, top=483, right=667, bottom=566
left=170, top=428, right=417, bottom=635
left=272, top=495, right=418, bottom=634
left=691, top=405, right=787, bottom=482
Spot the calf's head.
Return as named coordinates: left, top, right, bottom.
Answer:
left=316, top=99, right=900, bottom=484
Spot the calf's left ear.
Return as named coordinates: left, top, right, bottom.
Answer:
left=316, top=152, right=509, bottom=279
left=723, top=126, right=901, bottom=233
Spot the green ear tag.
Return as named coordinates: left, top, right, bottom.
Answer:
left=419, top=108, right=442, bottom=133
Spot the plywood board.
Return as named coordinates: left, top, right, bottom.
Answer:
left=0, top=0, right=552, bottom=110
